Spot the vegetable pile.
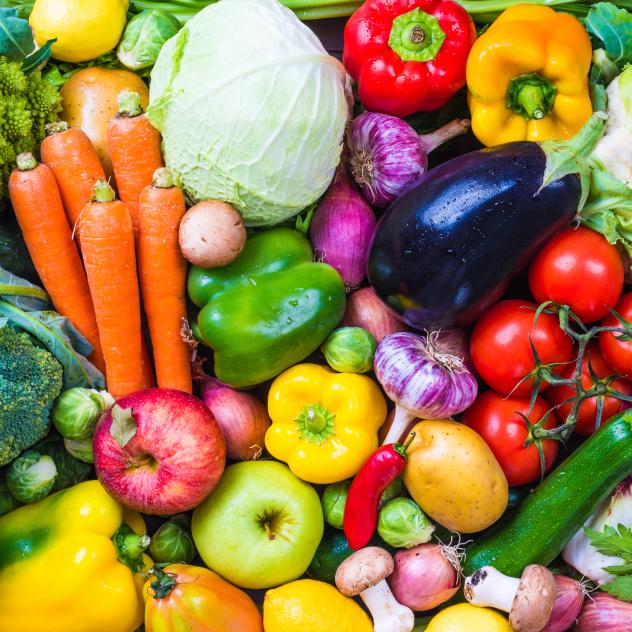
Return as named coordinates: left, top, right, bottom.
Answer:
left=5, top=0, right=632, bottom=631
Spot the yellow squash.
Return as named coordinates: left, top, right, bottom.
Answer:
left=466, top=4, right=593, bottom=145
left=403, top=419, right=508, bottom=533
left=265, top=363, right=387, bottom=484
left=0, top=480, right=149, bottom=632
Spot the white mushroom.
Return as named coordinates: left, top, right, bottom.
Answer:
left=464, top=564, right=558, bottom=632
left=335, top=547, right=415, bottom=632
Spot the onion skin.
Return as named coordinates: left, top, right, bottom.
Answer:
left=541, top=576, right=584, bottom=632
left=309, top=166, right=376, bottom=289
left=374, top=330, right=478, bottom=419
left=346, top=112, right=470, bottom=207
left=388, top=543, right=460, bottom=611
left=574, top=592, right=632, bottom=632
left=343, top=287, right=407, bottom=342
left=196, top=376, right=270, bottom=461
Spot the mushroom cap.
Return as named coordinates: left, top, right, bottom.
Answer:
left=509, top=565, right=558, bottom=632
left=335, top=547, right=394, bottom=597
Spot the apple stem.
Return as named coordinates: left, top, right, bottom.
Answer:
left=149, top=566, right=179, bottom=599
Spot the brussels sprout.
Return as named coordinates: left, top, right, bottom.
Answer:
left=321, top=480, right=351, bottom=529
left=63, top=437, right=94, bottom=464
left=6, top=450, right=57, bottom=503
left=35, top=434, right=93, bottom=491
left=377, top=498, right=435, bottom=549
left=52, top=388, right=113, bottom=440
left=117, top=9, right=181, bottom=71
left=149, top=515, right=196, bottom=564
left=321, top=327, right=376, bottom=373
left=0, top=475, right=21, bottom=516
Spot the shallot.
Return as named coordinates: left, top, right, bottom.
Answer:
left=388, top=543, right=461, bottom=611
left=346, top=112, right=470, bottom=207
left=309, top=165, right=377, bottom=289
left=541, top=575, right=585, bottom=632
left=195, top=372, right=270, bottom=461
left=374, top=330, right=478, bottom=445
left=343, top=287, right=407, bottom=342
left=574, top=592, right=632, bottom=631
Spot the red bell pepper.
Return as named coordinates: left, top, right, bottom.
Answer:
left=343, top=0, right=476, bottom=117
left=343, top=432, right=416, bottom=550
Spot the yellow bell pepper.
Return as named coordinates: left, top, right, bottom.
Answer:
left=265, top=363, right=387, bottom=484
left=466, top=4, right=593, bottom=146
left=0, top=479, right=149, bottom=632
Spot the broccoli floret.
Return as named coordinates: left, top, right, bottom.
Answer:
left=0, top=325, right=63, bottom=466
left=0, top=58, right=62, bottom=197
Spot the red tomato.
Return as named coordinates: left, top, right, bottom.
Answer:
left=462, top=391, right=559, bottom=486
left=470, top=299, right=573, bottom=396
left=600, top=292, right=632, bottom=378
left=528, top=226, right=624, bottom=323
left=545, top=343, right=631, bottom=436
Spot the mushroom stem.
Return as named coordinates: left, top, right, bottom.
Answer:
left=464, top=566, right=519, bottom=612
left=360, top=579, right=415, bottom=632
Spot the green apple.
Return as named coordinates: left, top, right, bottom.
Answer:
left=192, top=460, right=324, bottom=589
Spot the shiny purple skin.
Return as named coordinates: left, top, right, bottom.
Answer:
left=374, top=330, right=478, bottom=419
left=347, top=111, right=425, bottom=207
left=310, top=165, right=377, bottom=288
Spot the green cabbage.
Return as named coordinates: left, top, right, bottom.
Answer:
left=147, top=0, right=350, bottom=226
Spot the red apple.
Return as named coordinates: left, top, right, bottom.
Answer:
left=94, top=388, right=225, bottom=515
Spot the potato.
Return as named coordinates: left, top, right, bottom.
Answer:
left=60, top=68, right=149, bottom=176
left=402, top=419, right=508, bottom=533
left=179, top=200, right=246, bottom=268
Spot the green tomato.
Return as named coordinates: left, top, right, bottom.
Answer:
left=149, top=515, right=196, bottom=564
left=0, top=477, right=21, bottom=516
left=321, top=327, right=376, bottom=373
left=6, top=450, right=57, bottom=504
left=117, top=9, right=181, bottom=71
left=63, top=437, right=94, bottom=464
left=377, top=497, right=435, bottom=549
left=52, top=388, right=113, bottom=440
left=321, top=480, right=350, bottom=529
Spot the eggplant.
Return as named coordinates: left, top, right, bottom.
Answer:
left=368, top=114, right=606, bottom=330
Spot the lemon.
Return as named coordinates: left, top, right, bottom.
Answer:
left=30, top=0, right=129, bottom=63
left=263, top=579, right=372, bottom=632
left=426, top=604, right=513, bottom=632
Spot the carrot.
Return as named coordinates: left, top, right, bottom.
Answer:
left=138, top=168, right=192, bottom=393
left=140, top=335, right=155, bottom=389
left=8, top=153, right=106, bottom=374
left=108, top=90, right=164, bottom=235
left=79, top=180, right=143, bottom=399
left=40, top=122, right=106, bottom=235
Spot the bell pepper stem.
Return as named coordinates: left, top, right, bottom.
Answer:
left=113, top=524, right=150, bottom=573
left=388, top=7, right=446, bottom=63
left=517, top=84, right=547, bottom=120
left=506, top=73, right=557, bottom=121
left=296, top=402, right=336, bottom=444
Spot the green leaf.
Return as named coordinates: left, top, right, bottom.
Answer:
left=21, top=37, right=55, bottom=75
left=602, top=575, right=632, bottom=601
left=0, top=265, right=50, bottom=310
left=586, top=3, right=632, bottom=68
left=0, top=299, right=105, bottom=389
left=110, top=405, right=137, bottom=448
left=586, top=523, right=632, bottom=559
left=0, top=6, right=35, bottom=60
left=604, top=560, right=632, bottom=575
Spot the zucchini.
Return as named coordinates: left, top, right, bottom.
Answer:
left=464, top=410, right=632, bottom=576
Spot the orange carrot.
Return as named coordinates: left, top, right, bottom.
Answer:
left=140, top=335, right=155, bottom=389
left=108, top=90, right=164, bottom=235
left=40, top=122, right=106, bottom=235
left=8, top=153, right=106, bottom=374
left=138, top=168, right=192, bottom=393
left=79, top=180, right=143, bottom=399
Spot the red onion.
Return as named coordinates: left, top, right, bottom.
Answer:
left=388, top=543, right=460, bottom=611
left=346, top=112, right=470, bottom=207
left=542, top=576, right=585, bottom=632
left=310, top=165, right=377, bottom=289
left=343, top=287, right=407, bottom=342
left=574, top=592, right=632, bottom=631
left=195, top=373, right=270, bottom=461
left=375, top=330, right=478, bottom=444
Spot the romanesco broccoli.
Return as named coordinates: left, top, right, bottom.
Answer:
left=0, top=325, right=63, bottom=466
left=0, top=57, right=61, bottom=197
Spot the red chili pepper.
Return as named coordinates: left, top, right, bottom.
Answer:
left=343, top=432, right=416, bottom=550
left=343, top=0, right=476, bottom=117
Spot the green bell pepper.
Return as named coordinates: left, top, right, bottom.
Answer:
left=189, top=228, right=346, bottom=387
